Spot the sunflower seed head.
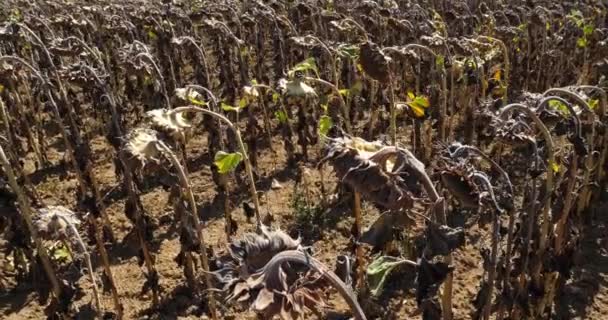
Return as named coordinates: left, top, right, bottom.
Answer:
left=34, top=206, right=80, bottom=239
left=145, top=108, right=192, bottom=141
left=123, top=127, right=161, bottom=165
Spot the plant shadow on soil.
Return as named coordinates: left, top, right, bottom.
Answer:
left=555, top=200, right=608, bottom=319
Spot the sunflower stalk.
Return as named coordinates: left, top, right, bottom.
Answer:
left=0, top=144, right=61, bottom=298
left=156, top=140, right=218, bottom=320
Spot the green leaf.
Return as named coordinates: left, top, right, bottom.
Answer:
left=288, top=57, right=319, bottom=78
left=147, top=30, right=158, bottom=40
left=143, top=75, right=154, bottom=86
left=240, top=46, right=249, bottom=57
left=549, top=160, right=560, bottom=173
left=320, top=104, right=329, bottom=113
left=367, top=256, right=408, bottom=297
left=413, top=96, right=430, bottom=108
left=0, top=84, right=4, bottom=93
left=577, top=37, right=588, bottom=48
left=583, top=24, right=594, bottom=36
left=214, top=151, right=243, bottom=174
left=251, top=79, right=258, bottom=85
left=356, top=63, right=364, bottom=73
left=318, top=115, right=332, bottom=136
left=435, top=55, right=445, bottom=70
left=272, top=92, right=281, bottom=104
left=51, top=244, right=72, bottom=263
left=406, top=93, right=431, bottom=118
left=274, top=110, right=287, bottom=123
left=350, top=81, right=363, bottom=96
left=548, top=99, right=569, bottom=114
left=338, top=44, right=360, bottom=59
left=339, top=88, right=349, bottom=97
left=588, top=99, right=599, bottom=110
left=189, top=97, right=207, bottom=106
left=221, top=102, right=240, bottom=112
left=238, top=97, right=248, bottom=109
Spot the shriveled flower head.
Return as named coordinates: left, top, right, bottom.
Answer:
left=145, top=108, right=191, bottom=141
left=319, top=136, right=422, bottom=210
left=214, top=226, right=328, bottom=320
left=34, top=206, right=81, bottom=239
left=174, top=87, right=203, bottom=103
left=279, top=78, right=317, bottom=98
left=123, top=128, right=161, bottom=165
left=242, top=85, right=260, bottom=99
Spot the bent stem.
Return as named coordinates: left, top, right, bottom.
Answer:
left=383, top=44, right=447, bottom=141
left=156, top=141, right=218, bottom=320
left=0, top=145, right=61, bottom=297
left=470, top=172, right=503, bottom=320
left=536, top=96, right=582, bottom=254
left=169, top=106, right=262, bottom=228
left=262, top=250, right=367, bottom=320
left=477, top=36, right=509, bottom=104
left=304, top=76, right=352, bottom=134
left=135, top=52, right=172, bottom=109
left=543, top=88, right=596, bottom=215
left=499, top=104, right=554, bottom=287
left=56, top=214, right=102, bottom=315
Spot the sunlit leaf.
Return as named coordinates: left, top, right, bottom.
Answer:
left=189, top=97, right=207, bottom=106
left=406, top=93, right=430, bottom=118
left=0, top=84, right=4, bottom=93
left=51, top=244, right=72, bottom=263
left=356, top=63, right=364, bottom=73
left=493, top=69, right=502, bottom=81
left=367, top=256, right=410, bottom=297
left=288, top=57, right=319, bottom=78
left=318, top=115, right=332, bottom=136
left=588, top=99, right=599, bottom=110
left=221, top=102, right=240, bottom=112
left=577, top=37, right=587, bottom=48
left=274, top=110, right=287, bottom=123
left=320, top=104, right=329, bottom=113
left=214, top=151, right=243, bottom=174
left=435, top=55, right=445, bottom=70
left=339, top=89, right=349, bottom=97
left=338, top=44, right=360, bottom=59
left=549, top=160, right=560, bottom=173
left=583, top=24, right=594, bottom=36
left=238, top=97, right=248, bottom=109
left=548, top=100, right=569, bottom=114
left=413, top=96, right=430, bottom=108
left=272, top=92, right=281, bottom=104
